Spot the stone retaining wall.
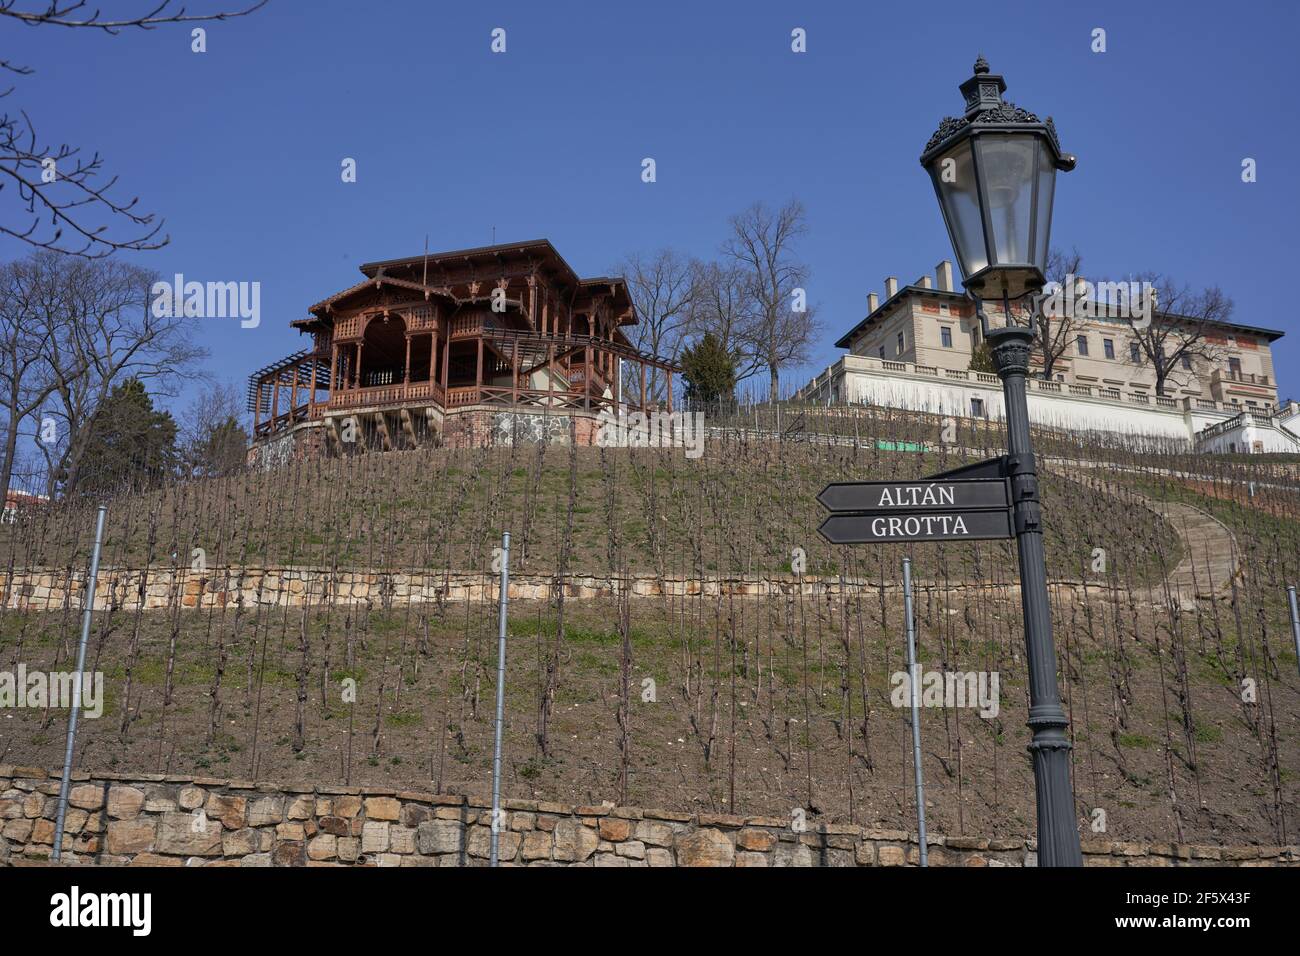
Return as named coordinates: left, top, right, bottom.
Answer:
left=0, top=565, right=1132, bottom=613
left=2, top=768, right=1293, bottom=867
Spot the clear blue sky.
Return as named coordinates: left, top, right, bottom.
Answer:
left=9, top=0, right=1297, bottom=412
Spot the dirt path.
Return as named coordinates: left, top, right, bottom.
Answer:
left=1045, top=459, right=1239, bottom=602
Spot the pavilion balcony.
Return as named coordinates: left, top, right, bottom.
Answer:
left=323, top=379, right=445, bottom=413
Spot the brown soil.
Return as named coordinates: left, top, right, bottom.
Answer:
left=2, top=586, right=1293, bottom=846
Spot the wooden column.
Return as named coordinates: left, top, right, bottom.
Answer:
left=639, top=362, right=647, bottom=412
left=404, top=335, right=412, bottom=384
left=355, top=342, right=364, bottom=388
left=475, top=336, right=484, bottom=401
left=584, top=342, right=592, bottom=411
left=272, top=376, right=280, bottom=422
left=547, top=342, right=554, bottom=405
left=511, top=336, right=519, bottom=405
left=290, top=365, right=298, bottom=414
left=441, top=332, right=450, bottom=395
left=428, top=331, right=436, bottom=384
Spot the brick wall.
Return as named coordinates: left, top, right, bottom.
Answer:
left=2, top=768, right=1292, bottom=867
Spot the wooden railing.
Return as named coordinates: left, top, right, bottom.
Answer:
left=327, top=380, right=444, bottom=411
left=450, top=315, right=485, bottom=339
left=568, top=361, right=607, bottom=393
left=254, top=402, right=312, bottom=437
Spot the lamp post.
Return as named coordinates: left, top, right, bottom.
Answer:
left=920, top=57, right=1083, bottom=866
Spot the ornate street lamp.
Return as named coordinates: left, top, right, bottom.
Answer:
left=921, top=57, right=1084, bottom=867
left=921, top=55, right=1076, bottom=303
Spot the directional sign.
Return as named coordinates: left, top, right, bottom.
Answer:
left=816, top=478, right=1009, bottom=514
left=819, top=508, right=1014, bottom=544
left=816, top=456, right=1014, bottom=545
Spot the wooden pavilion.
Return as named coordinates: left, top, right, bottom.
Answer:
left=247, top=240, right=679, bottom=454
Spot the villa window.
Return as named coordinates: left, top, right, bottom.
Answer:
left=897, top=331, right=905, bottom=355
left=1076, top=335, right=1088, bottom=356
left=940, top=327, right=953, bottom=348
left=1229, top=357, right=1242, bottom=379
left=878, top=346, right=885, bottom=359
left=1130, top=342, right=1141, bottom=363
left=1103, top=338, right=1115, bottom=359
left=970, top=397, right=985, bottom=418
left=1181, top=354, right=1192, bottom=370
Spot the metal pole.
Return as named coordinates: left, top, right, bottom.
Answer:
left=1287, top=586, right=1300, bottom=678
left=489, top=531, right=511, bottom=867
left=902, top=557, right=927, bottom=866
left=987, top=321, right=1083, bottom=866
left=53, top=504, right=107, bottom=862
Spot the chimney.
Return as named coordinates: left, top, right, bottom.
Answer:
left=884, top=276, right=898, bottom=298
left=936, top=260, right=954, bottom=292
left=867, top=292, right=879, bottom=312
left=918, top=275, right=933, bottom=290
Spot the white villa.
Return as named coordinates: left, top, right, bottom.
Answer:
left=799, top=260, right=1299, bottom=454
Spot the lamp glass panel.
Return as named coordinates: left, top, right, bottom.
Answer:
left=1033, top=138, right=1056, bottom=270
left=974, top=133, right=1036, bottom=266
left=930, top=140, right=987, bottom=278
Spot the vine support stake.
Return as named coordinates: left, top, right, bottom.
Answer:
left=902, top=557, right=928, bottom=866
left=53, top=503, right=108, bottom=862
left=490, top=530, right=511, bottom=867
left=1287, top=585, right=1300, bottom=678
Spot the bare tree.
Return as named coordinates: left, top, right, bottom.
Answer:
left=179, top=381, right=248, bottom=478
left=618, top=248, right=697, bottom=401
left=1129, top=276, right=1232, bottom=397
left=33, top=258, right=207, bottom=497
left=1031, top=247, right=1084, bottom=381
left=0, top=251, right=87, bottom=501
left=721, top=200, right=819, bottom=402
left=0, top=1, right=266, bottom=257
left=688, top=260, right=761, bottom=383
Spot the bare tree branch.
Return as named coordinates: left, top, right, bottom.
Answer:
left=1032, top=246, right=1084, bottom=380
left=721, top=199, right=819, bottom=402
left=617, top=248, right=698, bottom=402
left=1128, top=275, right=1233, bottom=397
left=0, top=109, right=168, bottom=256
left=0, top=0, right=266, bottom=255
left=0, top=0, right=267, bottom=33
left=688, top=260, right=762, bottom=383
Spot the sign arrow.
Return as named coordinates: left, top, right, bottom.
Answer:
left=818, top=509, right=1014, bottom=544
left=816, top=477, right=1009, bottom=514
